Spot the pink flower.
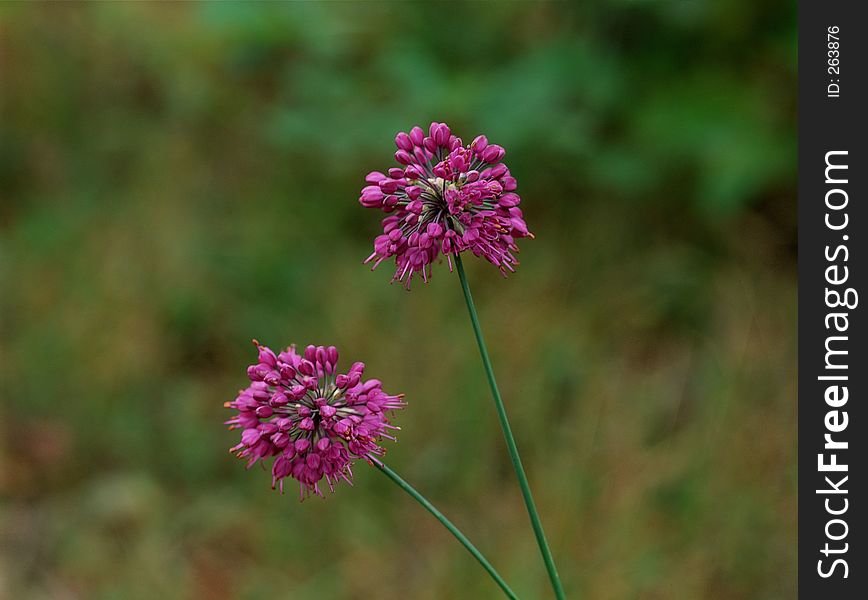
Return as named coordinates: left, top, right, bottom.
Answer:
left=359, top=122, right=532, bottom=288
left=225, top=341, right=405, bottom=499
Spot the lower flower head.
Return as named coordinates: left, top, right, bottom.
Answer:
left=225, top=341, right=405, bottom=499
left=360, top=121, right=532, bottom=288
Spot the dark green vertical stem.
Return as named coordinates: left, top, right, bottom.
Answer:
left=454, top=254, right=566, bottom=600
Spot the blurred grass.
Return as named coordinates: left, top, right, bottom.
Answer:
left=0, top=2, right=796, bottom=599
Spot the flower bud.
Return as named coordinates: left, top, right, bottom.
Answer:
left=404, top=165, right=423, bottom=179
left=498, top=193, right=521, bottom=208
left=434, top=123, right=450, bottom=146
left=482, top=144, right=505, bottom=163
left=257, top=345, right=277, bottom=367
left=409, top=126, right=425, bottom=146
left=395, top=131, right=413, bottom=151
left=270, top=391, right=289, bottom=406
left=413, top=147, right=428, bottom=165
left=270, top=432, right=290, bottom=448
left=365, top=170, right=386, bottom=184
left=489, top=163, right=508, bottom=179
left=241, top=428, right=262, bottom=446
left=426, top=222, right=444, bottom=237
left=298, top=358, right=315, bottom=375
left=359, top=185, right=385, bottom=208
left=379, top=178, right=401, bottom=194
left=423, top=137, right=437, bottom=153
left=471, top=135, right=488, bottom=153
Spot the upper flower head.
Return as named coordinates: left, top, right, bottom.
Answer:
left=225, top=341, right=405, bottom=499
left=359, top=122, right=532, bottom=288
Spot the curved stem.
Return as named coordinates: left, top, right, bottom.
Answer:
left=374, top=461, right=519, bottom=600
left=454, top=254, right=566, bottom=600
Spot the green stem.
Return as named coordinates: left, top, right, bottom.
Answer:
left=374, top=461, right=519, bottom=600
left=454, top=254, right=566, bottom=600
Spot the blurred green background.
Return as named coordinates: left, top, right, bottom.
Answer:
left=0, top=2, right=796, bottom=599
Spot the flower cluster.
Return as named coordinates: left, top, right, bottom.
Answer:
left=225, top=342, right=405, bottom=499
left=359, top=122, right=531, bottom=287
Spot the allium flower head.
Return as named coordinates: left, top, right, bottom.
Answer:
left=359, top=121, right=532, bottom=287
left=225, top=341, right=405, bottom=499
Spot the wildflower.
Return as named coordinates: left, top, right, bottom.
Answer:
left=359, top=122, right=531, bottom=287
left=225, top=341, right=405, bottom=499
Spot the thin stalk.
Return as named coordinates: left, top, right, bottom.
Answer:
left=454, top=254, right=566, bottom=600
left=374, top=461, right=519, bottom=600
